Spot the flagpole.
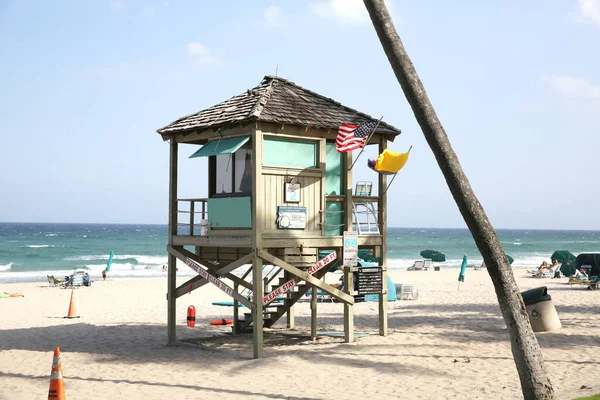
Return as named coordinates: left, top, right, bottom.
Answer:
left=348, top=115, right=384, bottom=171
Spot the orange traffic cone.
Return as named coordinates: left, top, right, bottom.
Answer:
left=48, top=347, right=66, bottom=399
left=64, top=289, right=79, bottom=319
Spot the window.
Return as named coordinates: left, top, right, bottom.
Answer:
left=263, top=136, right=318, bottom=168
left=210, top=142, right=252, bottom=197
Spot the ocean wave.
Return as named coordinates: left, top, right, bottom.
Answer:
left=44, top=233, right=59, bottom=237
left=20, top=245, right=55, bottom=248
left=0, top=259, right=195, bottom=284
left=512, top=243, right=522, bottom=246
left=0, top=262, right=12, bottom=271
left=64, top=254, right=167, bottom=265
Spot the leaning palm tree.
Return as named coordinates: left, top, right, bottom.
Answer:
left=361, top=1, right=554, bottom=398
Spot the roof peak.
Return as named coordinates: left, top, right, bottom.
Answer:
left=157, top=75, right=402, bottom=136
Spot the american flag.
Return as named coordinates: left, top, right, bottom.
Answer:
left=336, top=121, right=377, bottom=153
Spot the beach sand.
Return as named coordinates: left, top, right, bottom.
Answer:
left=1, top=268, right=598, bottom=399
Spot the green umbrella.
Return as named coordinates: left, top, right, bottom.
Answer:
left=551, top=250, right=577, bottom=265
left=106, top=251, right=114, bottom=272
left=506, top=254, right=514, bottom=265
left=420, top=249, right=446, bottom=262
left=458, top=255, right=467, bottom=282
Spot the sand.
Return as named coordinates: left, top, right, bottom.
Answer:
left=1, top=268, right=598, bottom=400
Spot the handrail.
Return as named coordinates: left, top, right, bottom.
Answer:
left=176, top=198, right=208, bottom=236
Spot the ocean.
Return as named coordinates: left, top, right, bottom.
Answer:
left=2, top=223, right=600, bottom=284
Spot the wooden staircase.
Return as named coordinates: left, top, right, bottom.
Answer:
left=237, top=265, right=331, bottom=332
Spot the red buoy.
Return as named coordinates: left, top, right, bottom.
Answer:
left=187, top=305, right=196, bottom=327
left=210, top=319, right=233, bottom=326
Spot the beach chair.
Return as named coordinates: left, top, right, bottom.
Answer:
left=422, top=260, right=433, bottom=271
left=64, top=271, right=85, bottom=288
left=588, top=276, right=600, bottom=290
left=49, top=275, right=65, bottom=287
left=398, top=283, right=418, bottom=300
left=407, top=260, right=424, bottom=271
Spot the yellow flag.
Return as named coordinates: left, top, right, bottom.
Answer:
left=375, top=147, right=411, bottom=174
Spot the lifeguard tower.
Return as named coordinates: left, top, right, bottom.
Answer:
left=157, top=76, right=402, bottom=358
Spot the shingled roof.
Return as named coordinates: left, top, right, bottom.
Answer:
left=157, top=76, right=401, bottom=137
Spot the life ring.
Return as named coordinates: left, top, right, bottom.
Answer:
left=210, top=319, right=233, bottom=326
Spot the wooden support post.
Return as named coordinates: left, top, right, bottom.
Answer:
left=167, top=138, right=178, bottom=346
left=252, top=128, right=264, bottom=358
left=344, top=267, right=354, bottom=343
left=285, top=271, right=295, bottom=329
left=252, top=254, right=263, bottom=358
left=378, top=137, right=388, bottom=336
left=344, top=151, right=355, bottom=343
left=311, top=283, right=317, bottom=341
left=189, top=200, right=195, bottom=236
left=233, top=282, right=239, bottom=334
left=344, top=152, right=353, bottom=232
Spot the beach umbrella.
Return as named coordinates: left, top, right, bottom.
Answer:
left=106, top=251, right=114, bottom=272
left=420, top=249, right=446, bottom=262
left=551, top=250, right=577, bottom=265
left=506, top=254, right=514, bottom=265
left=458, top=255, right=467, bottom=283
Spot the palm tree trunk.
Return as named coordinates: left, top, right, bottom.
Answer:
left=362, top=1, right=554, bottom=398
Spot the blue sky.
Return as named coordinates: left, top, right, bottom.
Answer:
left=1, top=0, right=599, bottom=229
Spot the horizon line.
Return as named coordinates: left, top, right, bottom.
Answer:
left=0, top=221, right=598, bottom=232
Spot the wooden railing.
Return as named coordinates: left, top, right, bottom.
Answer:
left=177, top=198, right=208, bottom=236
left=324, top=195, right=380, bottom=235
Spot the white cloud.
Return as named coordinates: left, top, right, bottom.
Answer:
left=187, top=42, right=220, bottom=65
left=542, top=74, right=600, bottom=99
left=578, top=0, right=600, bottom=25
left=264, top=5, right=285, bottom=29
left=310, top=0, right=397, bottom=24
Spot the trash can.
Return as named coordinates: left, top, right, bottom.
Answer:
left=520, top=286, right=561, bottom=332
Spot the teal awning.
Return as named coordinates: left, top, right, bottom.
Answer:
left=189, top=136, right=250, bottom=158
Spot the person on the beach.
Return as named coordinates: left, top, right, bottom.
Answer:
left=536, top=261, right=549, bottom=277
left=0, top=291, right=24, bottom=298
left=102, top=269, right=107, bottom=280
left=573, top=269, right=587, bottom=278
left=162, top=264, right=167, bottom=272
left=551, top=260, right=559, bottom=270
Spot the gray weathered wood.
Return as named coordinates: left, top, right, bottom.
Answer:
left=311, top=283, right=317, bottom=341
left=257, top=250, right=354, bottom=304
left=252, top=128, right=264, bottom=358
left=174, top=274, right=208, bottom=298
left=215, top=253, right=253, bottom=276
left=167, top=139, right=178, bottom=346
left=378, top=137, right=388, bottom=336
left=343, top=267, right=354, bottom=343
left=167, top=245, right=255, bottom=309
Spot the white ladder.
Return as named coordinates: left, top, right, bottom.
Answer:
left=352, top=181, right=380, bottom=235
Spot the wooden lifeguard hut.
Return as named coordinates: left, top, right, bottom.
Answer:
left=157, top=76, right=402, bottom=358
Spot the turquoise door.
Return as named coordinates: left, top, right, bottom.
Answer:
left=325, top=142, right=344, bottom=236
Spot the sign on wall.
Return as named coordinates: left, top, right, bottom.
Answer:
left=343, top=231, right=358, bottom=267
left=355, top=267, right=383, bottom=295
left=276, top=206, right=307, bottom=229
left=284, top=182, right=301, bottom=203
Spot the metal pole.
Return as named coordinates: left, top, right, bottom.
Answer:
left=348, top=115, right=384, bottom=171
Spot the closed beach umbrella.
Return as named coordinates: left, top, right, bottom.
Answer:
left=420, top=249, right=446, bottom=262
left=106, top=251, right=114, bottom=272
left=458, top=255, right=467, bottom=282
left=550, top=250, right=576, bottom=265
